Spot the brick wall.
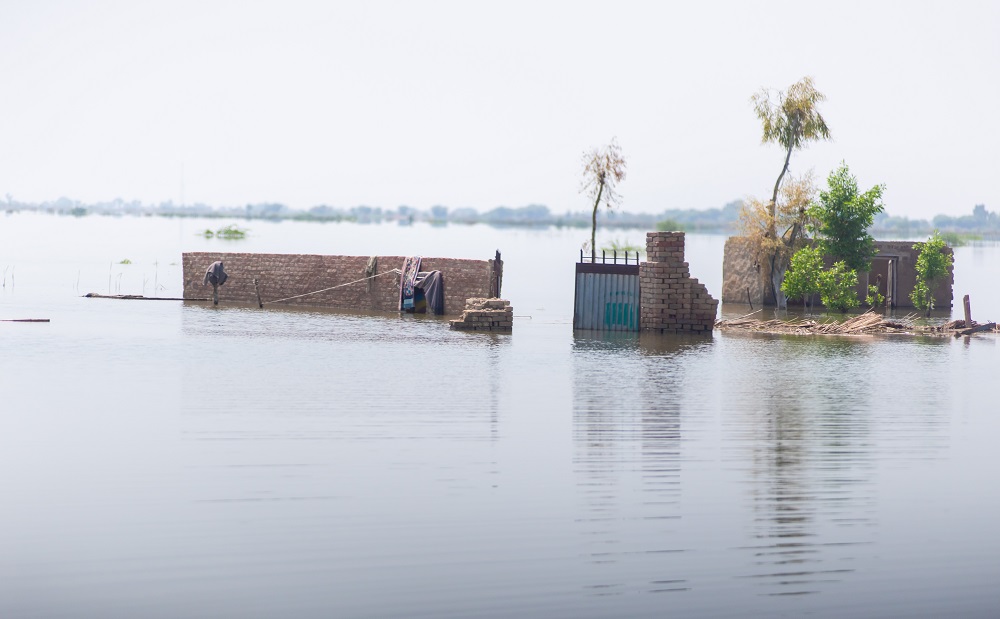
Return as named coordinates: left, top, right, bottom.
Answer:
left=183, top=252, right=499, bottom=316
left=639, top=232, right=719, bottom=333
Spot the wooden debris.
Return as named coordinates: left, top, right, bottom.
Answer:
left=955, top=322, right=997, bottom=337
left=84, top=293, right=208, bottom=301
left=1, top=319, right=50, bottom=323
left=716, top=309, right=997, bottom=338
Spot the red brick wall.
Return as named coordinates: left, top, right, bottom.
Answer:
left=640, top=232, right=719, bottom=333
left=183, top=252, right=498, bottom=316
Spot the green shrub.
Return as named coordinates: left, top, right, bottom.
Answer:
left=819, top=261, right=859, bottom=313
left=781, top=246, right=824, bottom=310
left=910, top=231, right=952, bottom=315
left=866, top=284, right=884, bottom=308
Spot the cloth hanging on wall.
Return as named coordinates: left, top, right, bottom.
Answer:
left=398, top=256, right=422, bottom=310
left=203, top=261, right=228, bottom=286
left=415, top=270, right=444, bottom=315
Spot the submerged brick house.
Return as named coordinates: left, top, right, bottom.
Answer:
left=721, top=237, right=954, bottom=309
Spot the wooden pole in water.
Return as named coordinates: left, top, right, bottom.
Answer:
left=963, top=294, right=972, bottom=328
left=253, top=277, right=264, bottom=309
left=212, top=282, right=219, bottom=306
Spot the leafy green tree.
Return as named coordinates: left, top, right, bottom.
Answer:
left=910, top=231, right=953, bottom=316
left=819, top=261, right=859, bottom=313
left=581, top=138, right=627, bottom=260
left=781, top=245, right=824, bottom=311
left=810, top=162, right=885, bottom=272
left=749, top=77, right=832, bottom=307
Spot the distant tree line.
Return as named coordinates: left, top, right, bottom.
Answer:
left=3, top=194, right=995, bottom=235
left=2, top=194, right=744, bottom=231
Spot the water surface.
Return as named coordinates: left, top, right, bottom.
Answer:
left=1, top=214, right=998, bottom=618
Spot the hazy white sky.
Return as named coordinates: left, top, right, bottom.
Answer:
left=1, top=0, right=997, bottom=218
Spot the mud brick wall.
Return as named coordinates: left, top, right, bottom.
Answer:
left=722, top=236, right=770, bottom=307
left=182, top=252, right=499, bottom=316
left=639, top=232, right=719, bottom=333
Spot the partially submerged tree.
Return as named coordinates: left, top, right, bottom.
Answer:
left=781, top=245, right=861, bottom=313
left=910, top=231, right=953, bottom=316
left=818, top=261, right=860, bottom=313
left=810, top=162, right=885, bottom=272
left=739, top=173, right=817, bottom=291
left=581, top=138, right=627, bottom=260
left=780, top=245, right=824, bottom=312
left=750, top=77, right=831, bottom=306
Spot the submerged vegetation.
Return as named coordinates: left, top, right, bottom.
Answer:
left=601, top=238, right=644, bottom=255
left=910, top=231, right=953, bottom=316
left=781, top=246, right=861, bottom=313
left=779, top=163, right=884, bottom=312
left=937, top=231, right=980, bottom=247
left=202, top=224, right=248, bottom=239
left=656, top=218, right=685, bottom=232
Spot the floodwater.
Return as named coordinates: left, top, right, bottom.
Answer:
left=2, top=212, right=999, bottom=618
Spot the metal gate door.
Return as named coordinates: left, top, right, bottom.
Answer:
left=573, top=254, right=640, bottom=331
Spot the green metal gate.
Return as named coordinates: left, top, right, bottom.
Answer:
left=573, top=253, right=640, bottom=331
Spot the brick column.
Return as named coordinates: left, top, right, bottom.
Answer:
left=639, top=232, right=718, bottom=334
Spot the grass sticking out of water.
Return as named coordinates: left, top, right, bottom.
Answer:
left=203, top=224, right=249, bottom=239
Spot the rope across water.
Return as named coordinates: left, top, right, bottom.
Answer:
left=266, top=269, right=402, bottom=305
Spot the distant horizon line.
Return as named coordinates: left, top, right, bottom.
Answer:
left=6, top=198, right=1000, bottom=237
left=3, top=195, right=988, bottom=223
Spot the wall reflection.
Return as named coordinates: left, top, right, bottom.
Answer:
left=571, top=332, right=697, bottom=596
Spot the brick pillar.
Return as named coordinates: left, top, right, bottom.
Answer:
left=639, top=232, right=718, bottom=334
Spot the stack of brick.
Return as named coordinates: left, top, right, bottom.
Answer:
left=640, top=232, right=718, bottom=334
left=449, top=298, right=513, bottom=332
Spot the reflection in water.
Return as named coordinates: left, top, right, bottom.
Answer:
left=178, top=304, right=509, bottom=504
left=739, top=387, right=874, bottom=597
left=571, top=332, right=699, bottom=596
left=722, top=333, right=948, bottom=599
left=729, top=336, right=876, bottom=596
left=4, top=216, right=1000, bottom=618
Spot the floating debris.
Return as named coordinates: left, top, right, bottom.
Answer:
left=715, top=310, right=997, bottom=338
left=84, top=293, right=208, bottom=301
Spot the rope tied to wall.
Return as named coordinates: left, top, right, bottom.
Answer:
left=266, top=268, right=401, bottom=306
